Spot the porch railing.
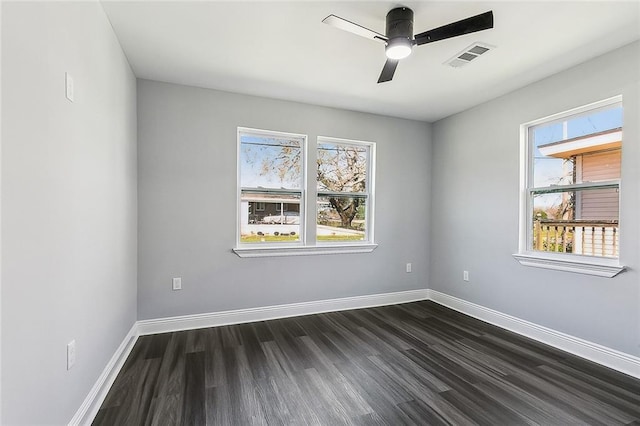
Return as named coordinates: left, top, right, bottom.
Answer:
left=533, top=220, right=619, bottom=258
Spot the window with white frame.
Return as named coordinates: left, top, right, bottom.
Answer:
left=236, top=128, right=376, bottom=255
left=515, top=96, right=624, bottom=277
left=238, top=128, right=305, bottom=245
left=317, top=137, right=375, bottom=244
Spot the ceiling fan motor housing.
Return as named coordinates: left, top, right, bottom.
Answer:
left=386, top=7, right=414, bottom=41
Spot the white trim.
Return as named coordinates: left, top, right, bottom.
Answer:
left=518, top=121, right=529, bottom=255
left=68, top=324, right=139, bottom=426
left=233, top=243, right=377, bottom=258
left=137, top=288, right=427, bottom=335
left=524, top=95, right=623, bottom=128
left=517, top=96, right=624, bottom=271
left=368, top=140, right=376, bottom=243
left=0, top=1, right=3, bottom=418
left=316, top=135, right=375, bottom=149
left=512, top=253, right=625, bottom=277
left=78, top=288, right=640, bottom=425
left=428, top=290, right=640, bottom=379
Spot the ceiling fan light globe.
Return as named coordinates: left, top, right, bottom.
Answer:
left=385, top=39, right=412, bottom=60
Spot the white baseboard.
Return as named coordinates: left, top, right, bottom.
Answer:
left=68, top=323, right=139, bottom=426
left=428, top=289, right=640, bottom=379
left=75, top=287, right=640, bottom=425
left=137, top=288, right=430, bottom=335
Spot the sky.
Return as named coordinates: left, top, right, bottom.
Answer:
left=239, top=134, right=302, bottom=189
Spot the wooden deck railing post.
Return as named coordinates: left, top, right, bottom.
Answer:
left=534, top=219, right=543, bottom=251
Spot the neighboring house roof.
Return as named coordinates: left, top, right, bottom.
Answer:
left=538, top=127, right=622, bottom=159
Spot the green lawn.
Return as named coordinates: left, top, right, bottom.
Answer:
left=241, top=234, right=364, bottom=243
left=317, top=235, right=364, bottom=241
left=241, top=235, right=299, bottom=243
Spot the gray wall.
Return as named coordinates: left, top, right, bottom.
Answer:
left=1, top=2, right=137, bottom=424
left=430, top=41, right=639, bottom=356
left=137, top=79, right=431, bottom=320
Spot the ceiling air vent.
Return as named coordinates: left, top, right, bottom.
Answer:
left=445, top=42, right=494, bottom=68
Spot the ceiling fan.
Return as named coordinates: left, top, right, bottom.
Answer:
left=322, top=7, right=494, bottom=83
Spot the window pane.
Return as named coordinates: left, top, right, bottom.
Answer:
left=524, top=99, right=623, bottom=262
left=240, top=134, right=302, bottom=190
left=567, top=106, right=623, bottom=139
left=532, top=123, right=575, bottom=187
left=532, top=105, right=622, bottom=188
left=531, top=187, right=619, bottom=257
left=317, top=143, right=367, bottom=192
left=240, top=192, right=301, bottom=243
left=317, top=195, right=366, bottom=242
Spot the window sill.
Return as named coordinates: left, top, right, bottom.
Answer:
left=233, top=244, right=378, bottom=258
left=512, top=253, right=625, bottom=278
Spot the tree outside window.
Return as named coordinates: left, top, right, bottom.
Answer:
left=317, top=138, right=374, bottom=243
left=237, top=129, right=375, bottom=247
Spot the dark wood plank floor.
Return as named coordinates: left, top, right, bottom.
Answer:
left=93, top=301, right=640, bottom=425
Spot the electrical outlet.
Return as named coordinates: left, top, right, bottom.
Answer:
left=406, top=263, right=412, bottom=273
left=463, top=270, right=469, bottom=282
left=67, top=340, right=76, bottom=370
left=172, top=277, right=182, bottom=290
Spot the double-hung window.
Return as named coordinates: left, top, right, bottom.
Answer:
left=514, top=96, right=625, bottom=277
left=317, top=137, right=375, bottom=244
left=236, top=128, right=376, bottom=256
left=238, top=128, right=306, bottom=245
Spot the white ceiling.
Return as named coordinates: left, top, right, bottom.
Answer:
left=100, top=1, right=640, bottom=122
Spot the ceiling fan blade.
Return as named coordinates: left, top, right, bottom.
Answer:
left=414, top=11, right=493, bottom=46
left=322, top=14, right=388, bottom=42
left=377, top=59, right=399, bottom=83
